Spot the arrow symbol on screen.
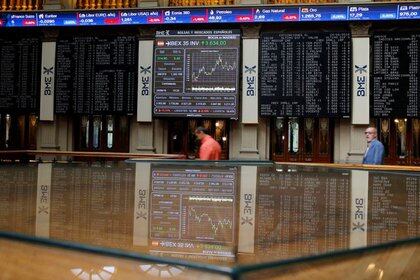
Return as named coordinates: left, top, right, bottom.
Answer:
left=140, top=66, right=151, bottom=74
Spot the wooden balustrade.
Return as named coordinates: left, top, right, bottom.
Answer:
left=1, top=0, right=41, bottom=10
left=0, top=150, right=187, bottom=161
left=168, top=0, right=235, bottom=6
left=75, top=0, right=137, bottom=8
left=268, top=0, right=337, bottom=4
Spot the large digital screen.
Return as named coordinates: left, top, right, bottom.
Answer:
left=153, top=30, right=240, bottom=119
left=256, top=167, right=351, bottom=257
left=372, top=31, right=420, bottom=117
left=0, top=3, right=419, bottom=28
left=149, top=165, right=237, bottom=259
left=55, top=34, right=137, bottom=115
left=259, top=31, right=351, bottom=117
left=0, top=36, right=41, bottom=113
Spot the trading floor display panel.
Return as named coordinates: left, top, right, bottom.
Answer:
left=153, top=30, right=240, bottom=119
left=260, top=31, right=351, bottom=117
left=368, top=172, right=420, bottom=243
left=372, top=31, right=420, bottom=118
left=50, top=164, right=135, bottom=249
left=0, top=35, right=41, bottom=114
left=256, top=167, right=351, bottom=258
left=0, top=165, right=37, bottom=235
left=54, top=33, right=138, bottom=115
left=149, top=165, right=237, bottom=261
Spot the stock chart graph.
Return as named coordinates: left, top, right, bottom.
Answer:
left=182, top=197, right=234, bottom=242
left=153, top=30, right=240, bottom=118
left=188, top=49, right=238, bottom=93
left=149, top=166, right=236, bottom=258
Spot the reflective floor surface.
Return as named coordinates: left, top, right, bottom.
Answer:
left=0, top=161, right=419, bottom=279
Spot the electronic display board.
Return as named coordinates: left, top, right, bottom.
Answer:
left=153, top=30, right=240, bottom=119
left=368, top=172, right=420, bottom=244
left=0, top=3, right=419, bottom=28
left=149, top=165, right=237, bottom=258
left=0, top=36, right=41, bottom=113
left=55, top=34, right=137, bottom=115
left=372, top=32, right=420, bottom=117
left=256, top=167, right=351, bottom=258
left=50, top=164, right=134, bottom=248
left=260, top=31, right=351, bottom=117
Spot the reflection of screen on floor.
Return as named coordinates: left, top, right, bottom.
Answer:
left=149, top=166, right=236, bottom=258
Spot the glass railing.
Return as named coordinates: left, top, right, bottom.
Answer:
left=0, top=160, right=419, bottom=278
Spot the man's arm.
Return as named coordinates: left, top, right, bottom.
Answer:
left=372, top=142, right=385, bottom=164
left=199, top=144, right=212, bottom=160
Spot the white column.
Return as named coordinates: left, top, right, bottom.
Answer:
left=137, top=40, right=154, bottom=123
left=234, top=26, right=261, bottom=159
left=133, top=163, right=151, bottom=246
left=35, top=163, right=52, bottom=238
left=242, top=39, right=258, bottom=124
left=133, top=39, right=156, bottom=154
left=352, top=37, right=370, bottom=125
left=333, top=23, right=372, bottom=163
left=38, top=32, right=61, bottom=154
left=238, top=166, right=257, bottom=253
left=350, top=170, right=369, bottom=248
left=40, top=41, right=56, bottom=121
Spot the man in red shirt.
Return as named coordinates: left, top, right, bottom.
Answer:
left=195, top=126, right=222, bottom=160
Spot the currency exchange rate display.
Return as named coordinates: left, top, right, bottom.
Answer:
left=1, top=3, right=420, bottom=28
left=372, top=32, right=420, bottom=117
left=0, top=36, right=41, bottom=113
left=153, top=30, right=240, bottom=119
left=55, top=34, right=137, bottom=115
left=259, top=31, right=351, bottom=117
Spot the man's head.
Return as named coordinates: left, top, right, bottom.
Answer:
left=365, top=127, right=378, bottom=143
left=195, top=126, right=207, bottom=140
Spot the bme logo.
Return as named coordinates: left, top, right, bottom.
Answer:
left=140, top=66, right=151, bottom=96
left=355, top=65, right=367, bottom=97
left=43, top=66, right=54, bottom=96
left=245, top=65, right=257, bottom=96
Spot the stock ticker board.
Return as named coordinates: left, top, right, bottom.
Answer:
left=259, top=31, right=351, bottom=117
left=153, top=30, right=240, bottom=119
left=372, top=32, right=420, bottom=118
left=54, top=35, right=137, bottom=115
left=0, top=36, right=41, bottom=113
left=0, top=3, right=419, bottom=27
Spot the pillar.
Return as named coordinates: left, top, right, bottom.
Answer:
left=334, top=23, right=372, bottom=163
left=231, top=25, right=267, bottom=160
left=132, top=28, right=156, bottom=154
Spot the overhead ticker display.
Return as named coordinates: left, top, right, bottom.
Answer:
left=153, top=30, right=240, bottom=119
left=55, top=35, right=137, bottom=115
left=372, top=32, right=420, bottom=117
left=259, top=31, right=351, bottom=117
left=0, top=3, right=419, bottom=28
left=0, top=36, right=41, bottom=113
